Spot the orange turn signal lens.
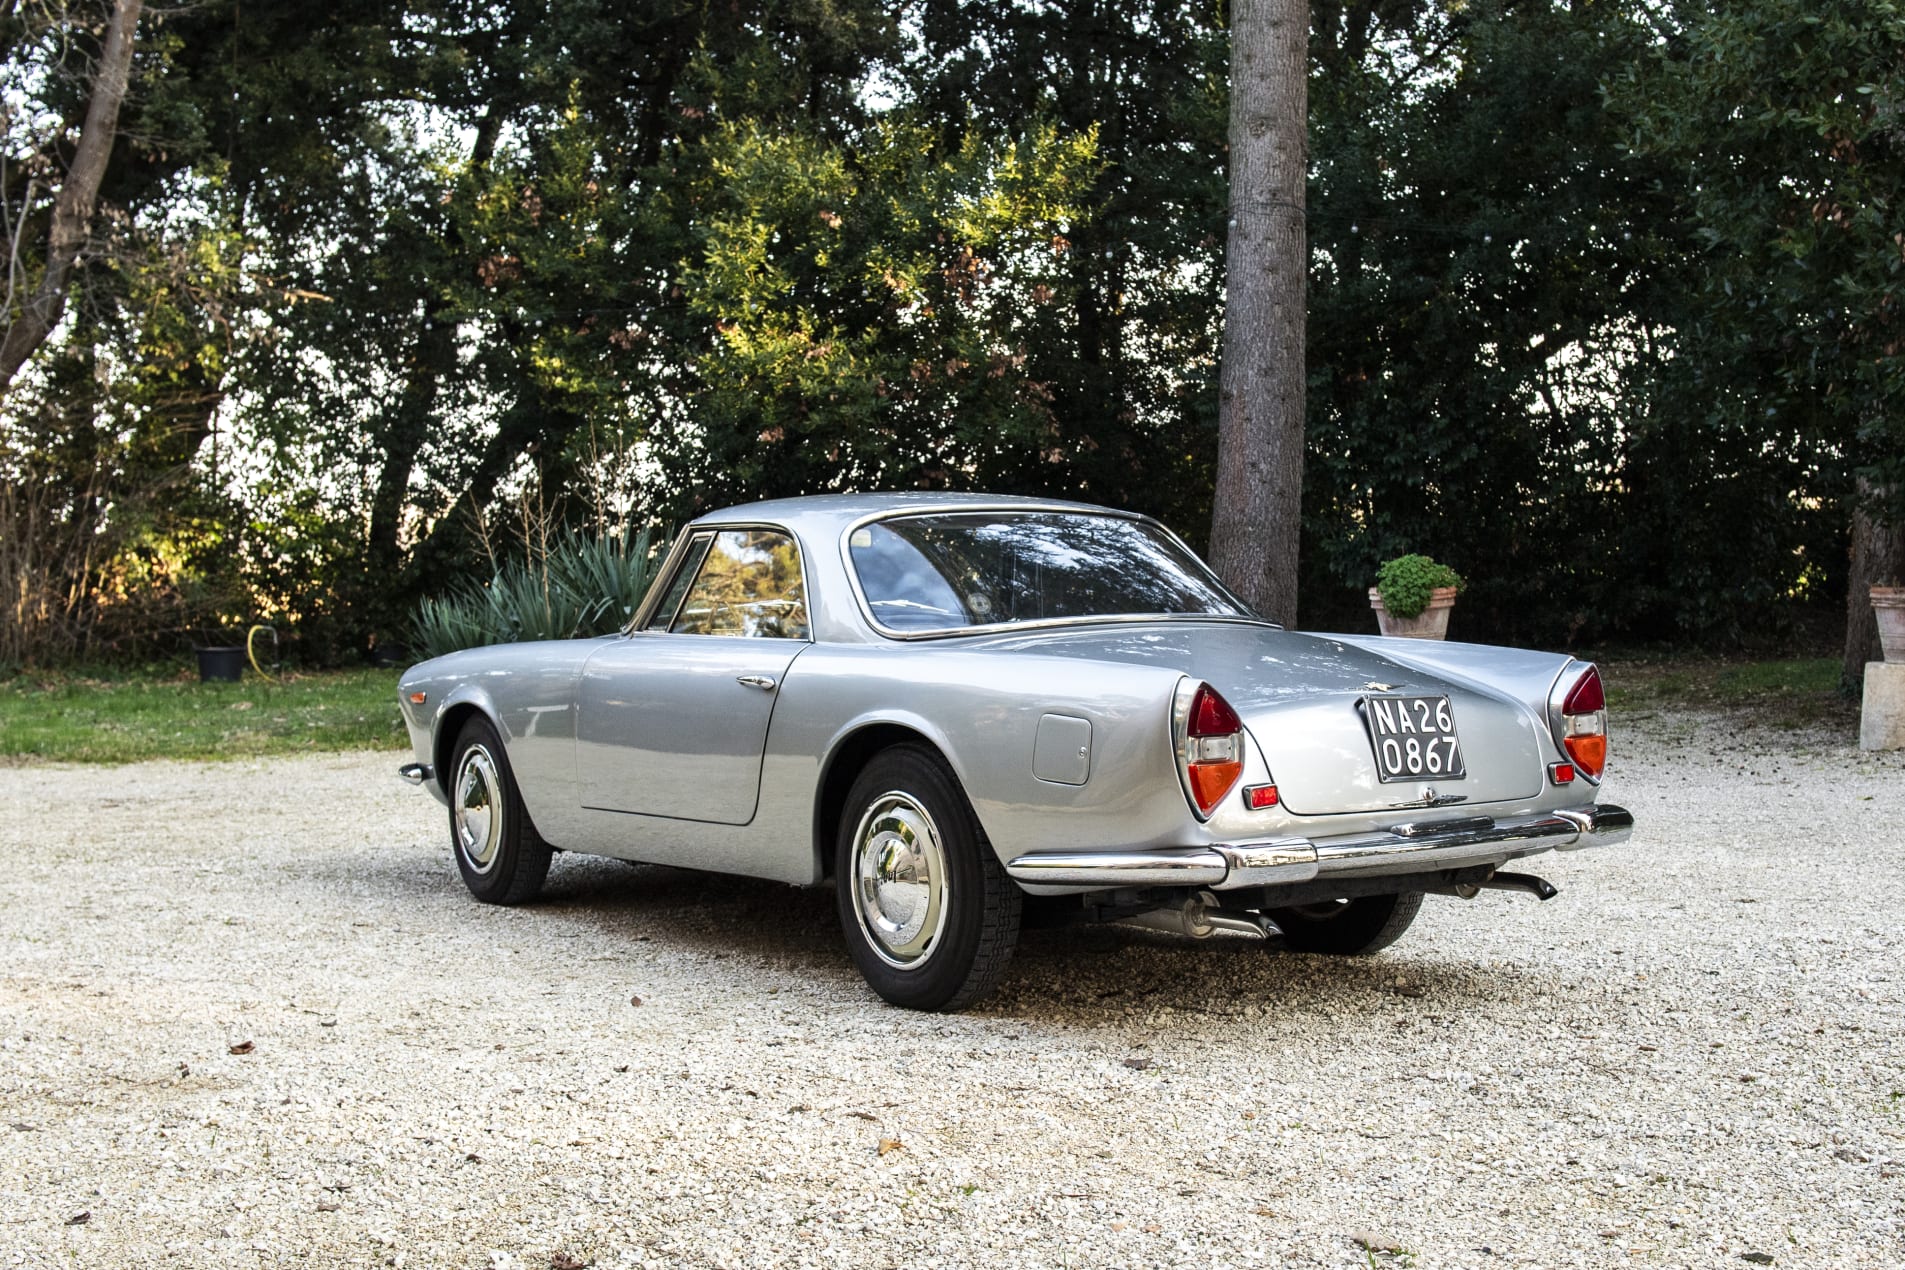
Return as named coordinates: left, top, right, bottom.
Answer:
left=1189, top=759, right=1244, bottom=811
left=1563, top=733, right=1606, bottom=777
left=408, top=691, right=428, bottom=704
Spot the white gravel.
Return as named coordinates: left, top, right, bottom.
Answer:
left=2, top=705, right=1901, bottom=1269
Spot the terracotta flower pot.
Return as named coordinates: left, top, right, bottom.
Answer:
left=1369, top=586, right=1457, bottom=640
left=1873, top=586, right=1905, bottom=664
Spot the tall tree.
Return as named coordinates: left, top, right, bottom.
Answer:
left=1208, top=0, right=1308, bottom=623
left=0, top=0, right=142, bottom=392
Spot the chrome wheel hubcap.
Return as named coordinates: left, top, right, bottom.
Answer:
left=454, top=745, right=503, bottom=873
left=850, top=791, right=948, bottom=970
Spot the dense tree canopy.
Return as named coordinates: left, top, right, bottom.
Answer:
left=1, top=0, right=1895, bottom=664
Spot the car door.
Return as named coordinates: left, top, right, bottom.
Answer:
left=575, top=527, right=810, bottom=824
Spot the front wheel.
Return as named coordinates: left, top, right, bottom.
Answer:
left=447, top=716, right=552, bottom=905
left=1265, top=891, right=1423, bottom=955
left=835, top=745, right=1021, bottom=1011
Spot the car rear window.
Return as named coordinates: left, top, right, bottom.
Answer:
left=848, top=512, right=1250, bottom=633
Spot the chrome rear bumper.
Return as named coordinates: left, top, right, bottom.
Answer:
left=1004, top=804, right=1633, bottom=892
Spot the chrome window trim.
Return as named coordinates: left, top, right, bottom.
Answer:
left=626, top=522, right=816, bottom=643
left=836, top=504, right=1272, bottom=642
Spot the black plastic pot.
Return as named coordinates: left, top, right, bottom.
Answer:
left=195, top=645, right=246, bottom=683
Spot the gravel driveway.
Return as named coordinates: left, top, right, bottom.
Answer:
left=3, top=705, right=1901, bottom=1269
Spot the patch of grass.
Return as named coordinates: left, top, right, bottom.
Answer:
left=0, top=666, right=406, bottom=763
left=1600, top=655, right=1854, bottom=731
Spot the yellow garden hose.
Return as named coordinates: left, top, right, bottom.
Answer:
left=246, top=624, right=280, bottom=681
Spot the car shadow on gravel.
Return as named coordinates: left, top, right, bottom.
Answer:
left=505, top=853, right=1549, bottom=1024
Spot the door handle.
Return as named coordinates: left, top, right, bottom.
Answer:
left=737, top=674, right=778, bottom=691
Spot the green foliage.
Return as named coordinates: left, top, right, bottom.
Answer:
left=1375, top=555, right=1463, bottom=621
left=410, top=528, right=669, bottom=662
left=1614, top=0, right=1905, bottom=516
left=674, top=118, right=1100, bottom=502
left=4, top=0, right=1891, bottom=666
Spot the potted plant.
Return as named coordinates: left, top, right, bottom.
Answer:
left=1370, top=554, right=1463, bottom=640
left=1873, top=581, right=1905, bottom=663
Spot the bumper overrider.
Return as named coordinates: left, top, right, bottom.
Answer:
left=1004, top=803, right=1634, bottom=891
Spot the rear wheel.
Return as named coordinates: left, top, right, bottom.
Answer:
left=448, top=715, right=552, bottom=906
left=1265, top=891, right=1423, bottom=955
left=835, top=745, right=1021, bottom=1011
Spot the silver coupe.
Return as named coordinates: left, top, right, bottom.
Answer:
left=397, top=494, right=1632, bottom=1010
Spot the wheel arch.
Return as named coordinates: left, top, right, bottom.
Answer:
left=433, top=700, right=495, bottom=800
left=813, top=721, right=956, bottom=882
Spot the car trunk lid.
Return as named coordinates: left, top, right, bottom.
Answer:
left=966, top=621, right=1546, bottom=815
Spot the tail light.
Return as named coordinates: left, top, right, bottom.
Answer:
left=1551, top=663, right=1607, bottom=780
left=1174, top=680, right=1244, bottom=818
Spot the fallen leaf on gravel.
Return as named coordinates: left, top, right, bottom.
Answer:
left=466, top=1152, right=482, bottom=1163
left=789, top=1103, right=813, bottom=1112
left=1110, top=1221, right=1127, bottom=1231
left=628, top=995, right=642, bottom=1007
left=229, top=1041, right=254, bottom=1055
left=1142, top=1223, right=1161, bottom=1233
left=1390, top=984, right=1427, bottom=998
left=1123, top=1057, right=1152, bottom=1070
left=550, top=1254, right=589, bottom=1270
left=613, top=1065, right=630, bottom=1073
left=316, top=1200, right=340, bottom=1213
left=1349, top=1230, right=1402, bottom=1254
left=1252, top=1207, right=1275, bottom=1216
left=65, top=1212, right=90, bottom=1226
left=1740, top=1255, right=1774, bottom=1266
left=878, top=1137, right=903, bottom=1156
left=848, top=1111, right=880, bottom=1122
left=9, top=1122, right=34, bottom=1131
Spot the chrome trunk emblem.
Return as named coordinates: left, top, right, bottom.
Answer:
left=1389, top=784, right=1469, bottom=809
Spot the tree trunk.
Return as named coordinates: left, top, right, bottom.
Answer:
left=1208, top=0, right=1308, bottom=625
left=0, top=0, right=143, bottom=394
left=1844, top=480, right=1905, bottom=689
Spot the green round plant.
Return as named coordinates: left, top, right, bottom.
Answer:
left=1375, top=554, right=1464, bottom=620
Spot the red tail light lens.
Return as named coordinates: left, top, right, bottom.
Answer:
left=1563, top=667, right=1605, bottom=715
left=1556, top=665, right=1607, bottom=779
left=1176, top=681, right=1245, bottom=817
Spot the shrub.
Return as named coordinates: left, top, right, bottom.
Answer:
left=1375, top=554, right=1464, bottom=620
left=411, top=526, right=669, bottom=663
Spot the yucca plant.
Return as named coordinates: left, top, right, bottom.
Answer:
left=546, top=525, right=667, bottom=631
left=410, top=527, right=670, bottom=662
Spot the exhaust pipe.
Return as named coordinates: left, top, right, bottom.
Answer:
left=1445, top=870, right=1559, bottom=901
left=1123, top=891, right=1283, bottom=941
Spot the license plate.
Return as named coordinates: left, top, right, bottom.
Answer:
left=1362, top=695, right=1466, bottom=783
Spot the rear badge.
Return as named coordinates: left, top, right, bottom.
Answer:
left=1391, top=784, right=1470, bottom=809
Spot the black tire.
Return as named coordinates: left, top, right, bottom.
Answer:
left=446, top=715, right=552, bottom=906
left=834, top=745, right=1021, bottom=1011
left=1265, top=891, right=1424, bottom=955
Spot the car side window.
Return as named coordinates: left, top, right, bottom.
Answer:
left=643, top=533, right=714, bottom=631
left=667, top=529, right=809, bottom=639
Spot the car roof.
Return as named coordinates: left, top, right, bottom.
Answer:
left=689, top=491, right=1125, bottom=538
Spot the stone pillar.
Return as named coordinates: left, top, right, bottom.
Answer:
left=1859, top=662, right=1905, bottom=751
